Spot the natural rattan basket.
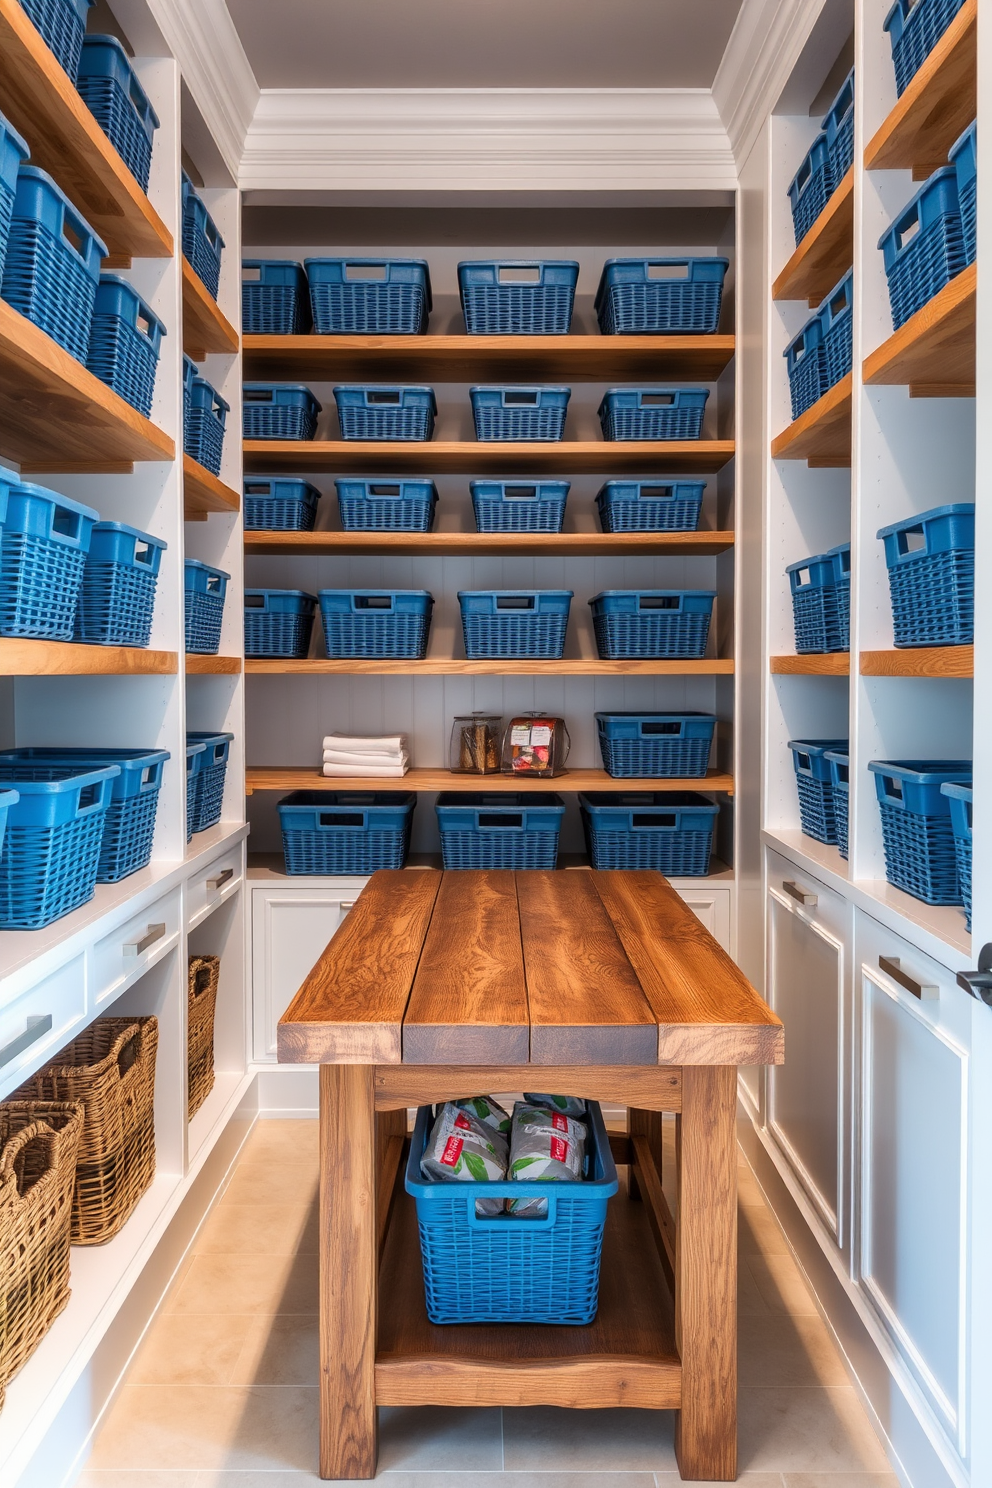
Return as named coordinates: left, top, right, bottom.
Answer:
left=0, top=1101, right=84, bottom=1407
left=188, top=955, right=219, bottom=1119
left=14, top=1018, right=158, bottom=1245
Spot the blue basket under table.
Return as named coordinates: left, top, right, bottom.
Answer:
left=785, top=311, right=827, bottom=421
left=580, top=791, right=719, bottom=875
left=319, top=589, right=433, bottom=659
left=242, top=260, right=310, bottom=335
left=879, top=167, right=967, bottom=330
left=590, top=590, right=715, bottom=660
left=470, top=386, right=569, bottom=442
left=949, top=122, right=976, bottom=266
left=598, top=388, right=708, bottom=442
left=306, top=258, right=431, bottom=335
left=596, top=479, right=704, bottom=534
left=278, top=791, right=415, bottom=875
left=820, top=269, right=853, bottom=389
left=244, top=589, right=316, bottom=658
left=19, top=0, right=93, bottom=80
left=0, top=762, right=117, bottom=928
left=870, top=759, right=972, bottom=905
left=823, top=69, right=855, bottom=184
left=787, top=545, right=850, bottom=653
left=1, top=165, right=106, bottom=361
left=595, top=257, right=728, bottom=335
left=435, top=792, right=565, bottom=871
left=596, top=712, right=716, bottom=779
left=333, top=385, right=436, bottom=442
left=884, top=0, right=966, bottom=97
left=181, top=171, right=224, bottom=300
left=0, top=788, right=17, bottom=862
left=335, top=477, right=437, bottom=533
left=86, top=273, right=165, bottom=416
left=789, top=740, right=847, bottom=845
left=458, top=260, right=578, bottom=336
left=0, top=480, right=97, bottom=639
left=788, top=134, right=833, bottom=247
left=470, top=480, right=568, bottom=533
left=458, top=590, right=572, bottom=660
left=243, top=384, right=320, bottom=441
left=77, top=35, right=159, bottom=192
left=186, top=731, right=233, bottom=835
left=877, top=503, right=973, bottom=647
left=185, top=741, right=205, bottom=842
left=185, top=374, right=228, bottom=476
left=74, top=521, right=166, bottom=647
left=824, top=749, right=850, bottom=859
left=243, top=477, right=320, bottom=532
left=942, top=782, right=972, bottom=928
left=0, top=112, right=29, bottom=283
left=184, top=559, right=229, bottom=654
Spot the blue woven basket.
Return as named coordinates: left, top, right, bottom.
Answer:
left=590, top=590, right=715, bottom=660
left=787, top=546, right=850, bottom=653
left=242, top=260, right=310, bottom=335
left=19, top=0, right=93, bottom=80
left=334, top=477, right=437, bottom=532
left=243, top=384, right=320, bottom=441
left=788, top=134, right=833, bottom=247
left=184, top=559, right=229, bottom=654
left=185, top=741, right=204, bottom=842
left=470, top=386, right=570, bottom=442
left=879, top=167, right=967, bottom=330
left=185, top=374, right=228, bottom=475
left=182, top=351, right=196, bottom=434
left=823, top=70, right=854, bottom=185
left=187, top=731, right=233, bottom=834
left=74, top=521, right=166, bottom=647
left=580, top=791, right=719, bottom=875
left=181, top=171, right=224, bottom=300
left=824, top=749, right=850, bottom=859
left=596, top=479, right=704, bottom=534
left=596, top=712, right=716, bottom=779
left=243, top=477, right=320, bottom=532
left=306, top=258, right=431, bottom=335
left=0, top=762, right=117, bottom=928
left=870, top=759, right=971, bottom=905
left=884, top=0, right=966, bottom=96
left=595, top=257, right=728, bottom=335
left=598, top=388, right=708, bottom=442
left=458, top=260, right=578, bottom=335
left=77, top=36, right=159, bottom=192
left=942, top=782, right=972, bottom=928
left=244, top=589, right=316, bottom=658
left=458, top=590, right=572, bottom=660
left=820, top=269, right=853, bottom=390
left=86, top=274, right=165, bottom=416
left=333, top=385, right=436, bottom=442
left=949, top=122, right=976, bottom=266
left=785, top=312, right=827, bottom=421
left=0, top=480, right=97, bottom=640
left=878, top=503, right=974, bottom=647
left=790, top=739, right=848, bottom=845
left=1, top=166, right=106, bottom=361
left=436, top=792, right=565, bottom=871
left=278, top=791, right=415, bottom=875
left=319, top=589, right=433, bottom=659
left=0, top=788, right=17, bottom=862
left=0, top=112, right=29, bottom=283
left=470, top=480, right=568, bottom=533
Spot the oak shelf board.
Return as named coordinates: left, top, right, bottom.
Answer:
left=861, top=645, right=973, bottom=678
left=864, top=0, right=976, bottom=177
left=246, top=657, right=735, bottom=677
left=0, top=0, right=171, bottom=263
left=244, top=766, right=735, bottom=797
left=244, top=528, right=735, bottom=559
left=772, top=170, right=853, bottom=306
left=242, top=332, right=736, bottom=384
left=0, top=639, right=177, bottom=676
left=243, top=439, right=736, bottom=478
left=183, top=455, right=240, bottom=519
left=863, top=262, right=975, bottom=395
left=185, top=654, right=242, bottom=674
left=0, top=299, right=174, bottom=472
left=770, top=373, right=852, bottom=466
left=182, top=259, right=240, bottom=359
left=770, top=653, right=850, bottom=675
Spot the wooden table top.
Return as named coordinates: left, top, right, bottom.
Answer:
left=278, top=869, right=783, bottom=1069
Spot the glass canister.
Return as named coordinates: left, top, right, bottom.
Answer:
left=501, top=714, right=570, bottom=778
left=449, top=713, right=502, bottom=774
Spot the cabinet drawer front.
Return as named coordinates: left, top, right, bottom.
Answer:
left=765, top=845, right=848, bottom=938
left=92, top=888, right=181, bottom=1009
left=252, top=886, right=363, bottom=1062
left=0, top=956, right=86, bottom=1100
left=187, top=846, right=243, bottom=928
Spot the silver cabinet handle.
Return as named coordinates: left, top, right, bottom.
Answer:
left=879, top=955, right=938, bottom=1001
left=123, top=923, right=166, bottom=958
left=340, top=901, right=355, bottom=912
left=0, top=1014, right=53, bottom=1067
left=207, top=867, right=234, bottom=891
left=783, top=880, right=817, bottom=907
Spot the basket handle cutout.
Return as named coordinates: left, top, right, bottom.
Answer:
left=632, top=813, right=677, bottom=828
left=641, top=721, right=681, bottom=735
left=897, top=527, right=926, bottom=556
left=496, top=595, right=535, bottom=609
left=504, top=486, right=538, bottom=500
left=192, top=965, right=215, bottom=997
left=477, top=812, right=524, bottom=828
left=136, top=310, right=153, bottom=338
left=895, top=206, right=921, bottom=253
left=639, top=595, right=679, bottom=610
left=245, top=594, right=265, bottom=608
left=503, top=390, right=538, bottom=405
left=51, top=506, right=81, bottom=542
left=835, top=762, right=849, bottom=783
left=366, top=390, right=400, bottom=404
left=242, top=265, right=261, bottom=281
left=212, top=744, right=226, bottom=761
left=206, top=575, right=221, bottom=593
left=355, top=595, right=393, bottom=609
left=62, top=215, right=86, bottom=260
left=245, top=388, right=274, bottom=403
left=345, top=263, right=386, bottom=279
left=794, top=156, right=812, bottom=193
left=882, top=775, right=904, bottom=802
left=498, top=266, right=541, bottom=283
left=116, top=1029, right=141, bottom=1079
left=467, top=1194, right=557, bottom=1227
left=244, top=482, right=272, bottom=495
left=135, top=540, right=153, bottom=566
left=78, top=782, right=101, bottom=810
left=640, top=485, right=675, bottom=499
left=318, top=811, right=367, bottom=828
left=640, top=393, right=674, bottom=406
left=795, top=752, right=812, bottom=772
left=368, top=484, right=401, bottom=496
left=1, top=1120, right=61, bottom=1195
left=647, top=263, right=688, bottom=279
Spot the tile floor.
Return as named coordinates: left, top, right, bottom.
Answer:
left=79, top=1118, right=900, bottom=1488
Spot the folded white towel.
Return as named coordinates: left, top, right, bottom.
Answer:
left=322, top=761, right=409, bottom=778
left=323, top=748, right=409, bottom=768
left=322, top=733, right=407, bottom=754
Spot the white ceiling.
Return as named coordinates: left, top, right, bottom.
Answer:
left=224, top=0, right=746, bottom=90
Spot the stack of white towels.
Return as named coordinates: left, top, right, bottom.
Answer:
left=321, top=733, right=410, bottom=778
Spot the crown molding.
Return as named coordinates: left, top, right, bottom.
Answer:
left=713, top=0, right=826, bottom=164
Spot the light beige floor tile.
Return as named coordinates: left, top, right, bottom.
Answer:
left=129, top=1313, right=254, bottom=1386
left=195, top=1202, right=318, bottom=1256
left=738, top=1255, right=773, bottom=1316
left=739, top=1387, right=893, bottom=1474
left=194, top=1474, right=325, bottom=1487
left=88, top=1384, right=319, bottom=1472
left=166, top=1252, right=318, bottom=1316
left=746, top=1253, right=821, bottom=1316
left=195, top=1476, right=657, bottom=1488
left=77, top=1473, right=200, bottom=1487
left=220, top=1161, right=318, bottom=1208
left=783, top=1475, right=900, bottom=1488
left=502, top=1406, right=677, bottom=1471
left=738, top=1202, right=791, bottom=1257
left=656, top=1476, right=784, bottom=1488
left=230, top=1314, right=318, bottom=1386
left=240, top=1119, right=319, bottom=1164
left=377, top=1405, right=503, bottom=1471
left=739, top=1309, right=849, bottom=1387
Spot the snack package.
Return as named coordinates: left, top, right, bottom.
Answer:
left=421, top=1102, right=507, bottom=1215
left=507, top=1101, right=586, bottom=1217
left=455, top=1094, right=511, bottom=1138
left=523, top=1093, right=587, bottom=1117
left=501, top=715, right=570, bottom=777
left=450, top=714, right=502, bottom=774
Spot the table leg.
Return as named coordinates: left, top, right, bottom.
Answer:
left=628, top=1105, right=664, bottom=1200
left=674, top=1064, right=737, bottom=1482
left=319, top=1063, right=378, bottom=1480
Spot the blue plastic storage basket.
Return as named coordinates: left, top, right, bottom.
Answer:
left=86, top=273, right=165, bottom=416
left=594, top=257, right=729, bottom=335
left=185, top=741, right=205, bottom=842
left=435, top=791, right=565, bottom=870
left=319, top=589, right=433, bottom=659
left=243, top=477, right=320, bottom=532
left=305, top=258, right=431, bottom=335
left=470, top=386, right=570, bottom=442
left=870, top=759, right=972, bottom=905
left=1, top=165, right=106, bottom=361
left=0, top=480, right=97, bottom=639
left=789, top=739, right=848, bottom=845
left=77, top=36, right=159, bottom=192
left=884, top=0, right=966, bottom=97
left=334, top=477, right=437, bottom=532
left=458, top=260, right=578, bottom=335
left=19, top=0, right=93, bottom=80
left=185, top=374, right=228, bottom=476
left=458, top=590, right=572, bottom=660
left=949, top=122, right=976, bottom=266
left=596, top=478, right=705, bottom=534
left=879, top=167, right=967, bottom=330
left=788, top=134, right=833, bottom=247
left=580, top=791, right=719, bottom=875
left=785, top=312, right=827, bottom=421
left=242, top=260, right=310, bottom=335
left=942, top=781, right=972, bottom=928
left=0, top=762, right=117, bottom=927
left=182, top=351, right=196, bottom=433
left=277, top=790, right=415, bottom=875
left=0, top=112, right=29, bottom=283
left=243, top=384, right=320, bottom=441
left=596, top=712, right=716, bottom=779
left=470, top=479, right=568, bottom=533
left=823, top=69, right=855, bottom=185
left=184, top=559, right=229, bottom=654
left=0, top=788, right=17, bottom=863
left=787, top=546, right=850, bottom=653
left=333, top=385, right=436, bottom=442
left=186, top=731, right=233, bottom=834
left=821, top=269, right=854, bottom=389
left=244, top=589, right=316, bottom=658
left=877, top=503, right=974, bottom=647
left=598, top=387, right=709, bottom=442
left=590, top=590, right=715, bottom=660
left=824, top=748, right=850, bottom=859
left=181, top=171, right=224, bottom=300
left=74, top=521, right=165, bottom=647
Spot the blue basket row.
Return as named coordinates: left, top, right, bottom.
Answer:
left=182, top=171, right=224, bottom=301
left=184, top=356, right=229, bottom=476
left=787, top=69, right=854, bottom=247
left=884, top=0, right=967, bottom=98
left=786, top=545, right=850, bottom=654
left=878, top=122, right=975, bottom=332
left=784, top=269, right=853, bottom=421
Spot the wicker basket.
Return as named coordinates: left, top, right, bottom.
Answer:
left=14, top=1018, right=158, bottom=1245
left=188, top=955, right=219, bottom=1120
left=0, top=1101, right=84, bottom=1407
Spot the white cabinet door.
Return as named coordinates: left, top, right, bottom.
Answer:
left=675, top=887, right=731, bottom=952
left=251, top=883, right=365, bottom=1061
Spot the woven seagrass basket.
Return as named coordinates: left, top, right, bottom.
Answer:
left=188, top=955, right=219, bottom=1119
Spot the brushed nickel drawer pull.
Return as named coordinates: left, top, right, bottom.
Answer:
left=340, top=901, right=355, bottom=912
left=0, top=1014, right=53, bottom=1068
left=879, top=955, right=938, bottom=1001
left=783, top=880, right=817, bottom=907
left=207, top=868, right=234, bottom=891
left=124, top=923, right=166, bottom=958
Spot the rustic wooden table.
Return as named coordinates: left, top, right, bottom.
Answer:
left=278, top=868, right=784, bottom=1482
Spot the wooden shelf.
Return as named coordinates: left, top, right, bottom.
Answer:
left=861, top=645, right=973, bottom=678
left=245, top=766, right=735, bottom=796
left=863, top=262, right=975, bottom=396
left=0, top=298, right=174, bottom=472
left=242, top=333, right=735, bottom=384
left=246, top=657, right=734, bottom=677
left=244, top=529, right=735, bottom=558
left=864, top=0, right=976, bottom=177
left=183, top=455, right=240, bottom=519
left=182, top=260, right=239, bottom=359
left=773, top=170, right=853, bottom=306
left=0, top=0, right=171, bottom=263
left=186, top=654, right=242, bottom=674
left=244, top=440, right=735, bottom=477
left=770, top=374, right=851, bottom=466
left=770, top=653, right=849, bottom=675
left=0, top=639, right=177, bottom=675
